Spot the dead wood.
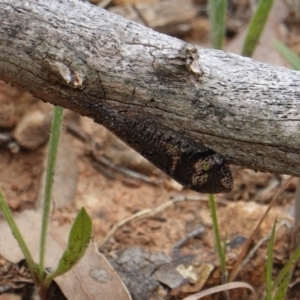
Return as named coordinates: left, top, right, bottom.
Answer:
left=0, top=0, right=300, bottom=190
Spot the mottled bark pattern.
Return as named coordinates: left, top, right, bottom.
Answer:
left=94, top=115, right=233, bottom=193
left=1, top=0, right=300, bottom=193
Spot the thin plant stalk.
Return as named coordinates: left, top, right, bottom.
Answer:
left=242, top=0, right=274, bottom=57
left=274, top=42, right=300, bottom=250
left=229, top=177, right=293, bottom=281
left=208, top=194, right=227, bottom=283
left=272, top=246, right=300, bottom=291
left=208, top=0, right=227, bottom=50
left=294, top=178, right=300, bottom=248
left=0, top=190, right=39, bottom=282
left=274, top=40, right=300, bottom=70
left=39, top=106, right=64, bottom=279
left=265, top=221, right=276, bottom=300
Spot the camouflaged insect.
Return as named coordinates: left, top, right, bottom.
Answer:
left=100, top=115, right=233, bottom=194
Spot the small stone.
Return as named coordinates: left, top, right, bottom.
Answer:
left=13, top=110, right=51, bottom=150
left=8, top=199, right=22, bottom=211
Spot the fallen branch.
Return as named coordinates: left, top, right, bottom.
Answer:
left=1, top=0, right=300, bottom=192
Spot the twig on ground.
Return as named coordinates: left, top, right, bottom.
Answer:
left=172, top=225, right=205, bottom=255
left=182, top=281, right=258, bottom=300
left=67, top=122, right=161, bottom=186
left=98, top=0, right=111, bottom=8
left=98, top=200, right=174, bottom=249
left=170, top=194, right=230, bottom=206
left=0, top=131, right=19, bottom=153
left=252, top=176, right=280, bottom=203
left=229, top=176, right=294, bottom=281
left=93, top=155, right=162, bottom=185
left=240, top=221, right=291, bottom=269
left=98, top=195, right=225, bottom=249
left=66, top=122, right=100, bottom=150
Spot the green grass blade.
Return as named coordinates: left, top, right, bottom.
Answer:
left=242, top=0, right=274, bottom=57
left=0, top=190, right=40, bottom=282
left=208, top=194, right=227, bottom=282
left=274, top=40, right=300, bottom=70
left=44, top=207, right=92, bottom=286
left=265, top=221, right=276, bottom=300
left=272, top=246, right=300, bottom=291
left=208, top=0, right=227, bottom=50
left=273, top=40, right=300, bottom=299
left=39, top=106, right=64, bottom=279
left=273, top=267, right=292, bottom=300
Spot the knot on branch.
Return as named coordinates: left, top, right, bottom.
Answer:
left=48, top=60, right=85, bottom=88
left=180, top=44, right=203, bottom=78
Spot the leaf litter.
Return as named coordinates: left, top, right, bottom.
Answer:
left=1, top=0, right=300, bottom=299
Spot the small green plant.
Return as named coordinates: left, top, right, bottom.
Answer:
left=265, top=221, right=277, bottom=300
left=209, top=0, right=288, bottom=300
left=272, top=41, right=300, bottom=299
left=242, top=0, right=274, bottom=57
left=274, top=40, right=300, bottom=70
left=208, top=194, right=227, bottom=283
left=208, top=0, right=227, bottom=49
left=0, top=106, right=92, bottom=299
left=271, top=246, right=300, bottom=299
left=264, top=220, right=300, bottom=300
left=208, top=0, right=274, bottom=55
left=207, top=1, right=229, bottom=288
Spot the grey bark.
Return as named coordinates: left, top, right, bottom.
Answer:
left=0, top=0, right=300, bottom=181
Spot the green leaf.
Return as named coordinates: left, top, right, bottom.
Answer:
left=0, top=190, right=40, bottom=283
left=265, top=221, right=276, bottom=300
left=39, top=105, right=64, bottom=279
left=242, top=0, right=274, bottom=57
left=209, top=0, right=227, bottom=50
left=272, top=246, right=300, bottom=293
left=45, top=207, right=92, bottom=284
left=274, top=40, right=300, bottom=70
left=273, top=267, right=292, bottom=300
left=208, top=194, right=227, bottom=282
left=270, top=45, right=300, bottom=298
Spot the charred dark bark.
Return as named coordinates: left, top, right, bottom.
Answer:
left=0, top=0, right=300, bottom=192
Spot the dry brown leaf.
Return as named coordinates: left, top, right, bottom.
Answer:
left=54, top=242, right=132, bottom=300
left=0, top=210, right=41, bottom=263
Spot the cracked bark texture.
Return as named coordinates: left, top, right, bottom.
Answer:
left=1, top=0, right=300, bottom=181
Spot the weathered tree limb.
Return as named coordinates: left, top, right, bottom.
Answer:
left=1, top=0, right=300, bottom=192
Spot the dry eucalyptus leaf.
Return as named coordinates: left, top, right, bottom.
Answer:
left=55, top=242, right=132, bottom=300
left=0, top=210, right=41, bottom=263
